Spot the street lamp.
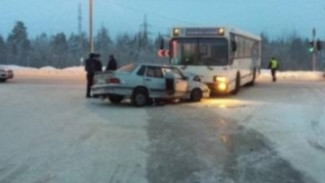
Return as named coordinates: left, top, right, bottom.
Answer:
left=89, top=0, right=94, bottom=53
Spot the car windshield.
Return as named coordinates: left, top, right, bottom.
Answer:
left=162, top=67, right=185, bottom=79
left=170, top=38, right=229, bottom=66
left=117, top=64, right=137, bottom=73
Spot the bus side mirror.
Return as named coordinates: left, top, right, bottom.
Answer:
left=231, top=41, right=237, bottom=52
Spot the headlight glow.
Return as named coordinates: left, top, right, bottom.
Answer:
left=173, top=28, right=180, bottom=36
left=218, top=83, right=227, bottom=91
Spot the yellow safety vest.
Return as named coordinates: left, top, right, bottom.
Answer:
left=270, top=59, right=278, bottom=69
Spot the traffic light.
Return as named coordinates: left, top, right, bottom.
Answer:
left=316, top=40, right=322, bottom=51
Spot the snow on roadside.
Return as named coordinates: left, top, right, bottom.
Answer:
left=260, top=69, right=324, bottom=81
left=39, top=66, right=58, bottom=71
left=0, top=65, right=85, bottom=78
left=0, top=65, right=37, bottom=71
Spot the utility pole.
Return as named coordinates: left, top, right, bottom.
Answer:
left=140, top=14, right=152, bottom=46
left=89, top=0, right=94, bottom=53
left=312, top=28, right=317, bottom=71
left=143, top=15, right=148, bottom=40
left=78, top=3, right=83, bottom=65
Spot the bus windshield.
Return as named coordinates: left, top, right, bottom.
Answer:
left=170, top=38, right=229, bottom=66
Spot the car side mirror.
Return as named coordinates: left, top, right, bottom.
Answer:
left=231, top=41, right=237, bottom=52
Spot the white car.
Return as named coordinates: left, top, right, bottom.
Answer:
left=91, top=63, right=210, bottom=106
left=0, top=69, right=14, bottom=82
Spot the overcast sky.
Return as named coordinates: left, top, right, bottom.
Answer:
left=1, top=0, right=325, bottom=39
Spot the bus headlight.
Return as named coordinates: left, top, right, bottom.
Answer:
left=214, top=76, right=228, bottom=91
left=217, top=82, right=227, bottom=91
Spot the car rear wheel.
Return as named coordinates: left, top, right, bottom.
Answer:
left=131, top=89, right=148, bottom=107
left=108, top=95, right=124, bottom=104
left=190, top=88, right=202, bottom=102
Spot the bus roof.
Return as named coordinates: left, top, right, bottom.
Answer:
left=171, top=26, right=261, bottom=41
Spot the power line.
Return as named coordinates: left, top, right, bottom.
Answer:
left=109, top=1, right=198, bottom=26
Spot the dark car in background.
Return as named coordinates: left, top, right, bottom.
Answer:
left=0, top=69, right=14, bottom=82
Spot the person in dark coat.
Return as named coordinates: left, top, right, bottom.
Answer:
left=85, top=53, right=102, bottom=98
left=106, top=55, right=117, bottom=71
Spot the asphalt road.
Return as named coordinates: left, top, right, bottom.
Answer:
left=0, top=74, right=324, bottom=183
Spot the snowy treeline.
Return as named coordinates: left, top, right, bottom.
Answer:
left=0, top=21, right=166, bottom=68
left=261, top=33, right=324, bottom=70
left=0, top=21, right=324, bottom=70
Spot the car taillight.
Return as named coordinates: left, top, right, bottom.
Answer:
left=107, top=78, right=120, bottom=84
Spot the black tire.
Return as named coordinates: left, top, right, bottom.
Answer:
left=247, top=68, right=256, bottom=86
left=231, top=73, right=241, bottom=95
left=108, top=95, right=124, bottom=104
left=190, top=88, right=203, bottom=102
left=0, top=79, right=7, bottom=82
left=131, top=88, right=148, bottom=107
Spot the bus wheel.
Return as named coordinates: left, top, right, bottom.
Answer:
left=232, top=73, right=241, bottom=95
left=190, top=88, right=202, bottom=102
left=247, top=68, right=256, bottom=86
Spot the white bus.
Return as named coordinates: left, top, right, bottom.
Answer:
left=166, top=27, right=261, bottom=94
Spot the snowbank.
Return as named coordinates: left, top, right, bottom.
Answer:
left=260, top=69, right=324, bottom=81
left=0, top=65, right=85, bottom=78
left=40, top=66, right=58, bottom=71
left=0, top=65, right=37, bottom=71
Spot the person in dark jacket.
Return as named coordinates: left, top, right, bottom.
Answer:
left=85, top=53, right=102, bottom=98
left=268, top=57, right=279, bottom=82
left=105, top=55, right=117, bottom=71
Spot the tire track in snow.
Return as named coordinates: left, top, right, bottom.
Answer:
left=145, top=105, right=311, bottom=183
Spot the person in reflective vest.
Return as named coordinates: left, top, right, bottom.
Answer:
left=268, top=57, right=279, bottom=82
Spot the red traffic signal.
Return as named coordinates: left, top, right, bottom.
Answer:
left=158, top=49, right=170, bottom=57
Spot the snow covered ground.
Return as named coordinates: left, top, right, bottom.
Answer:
left=259, top=69, right=324, bottom=81
left=0, top=67, right=324, bottom=183
left=194, top=80, right=325, bottom=182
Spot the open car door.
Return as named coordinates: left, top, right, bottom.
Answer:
left=163, top=67, right=188, bottom=97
